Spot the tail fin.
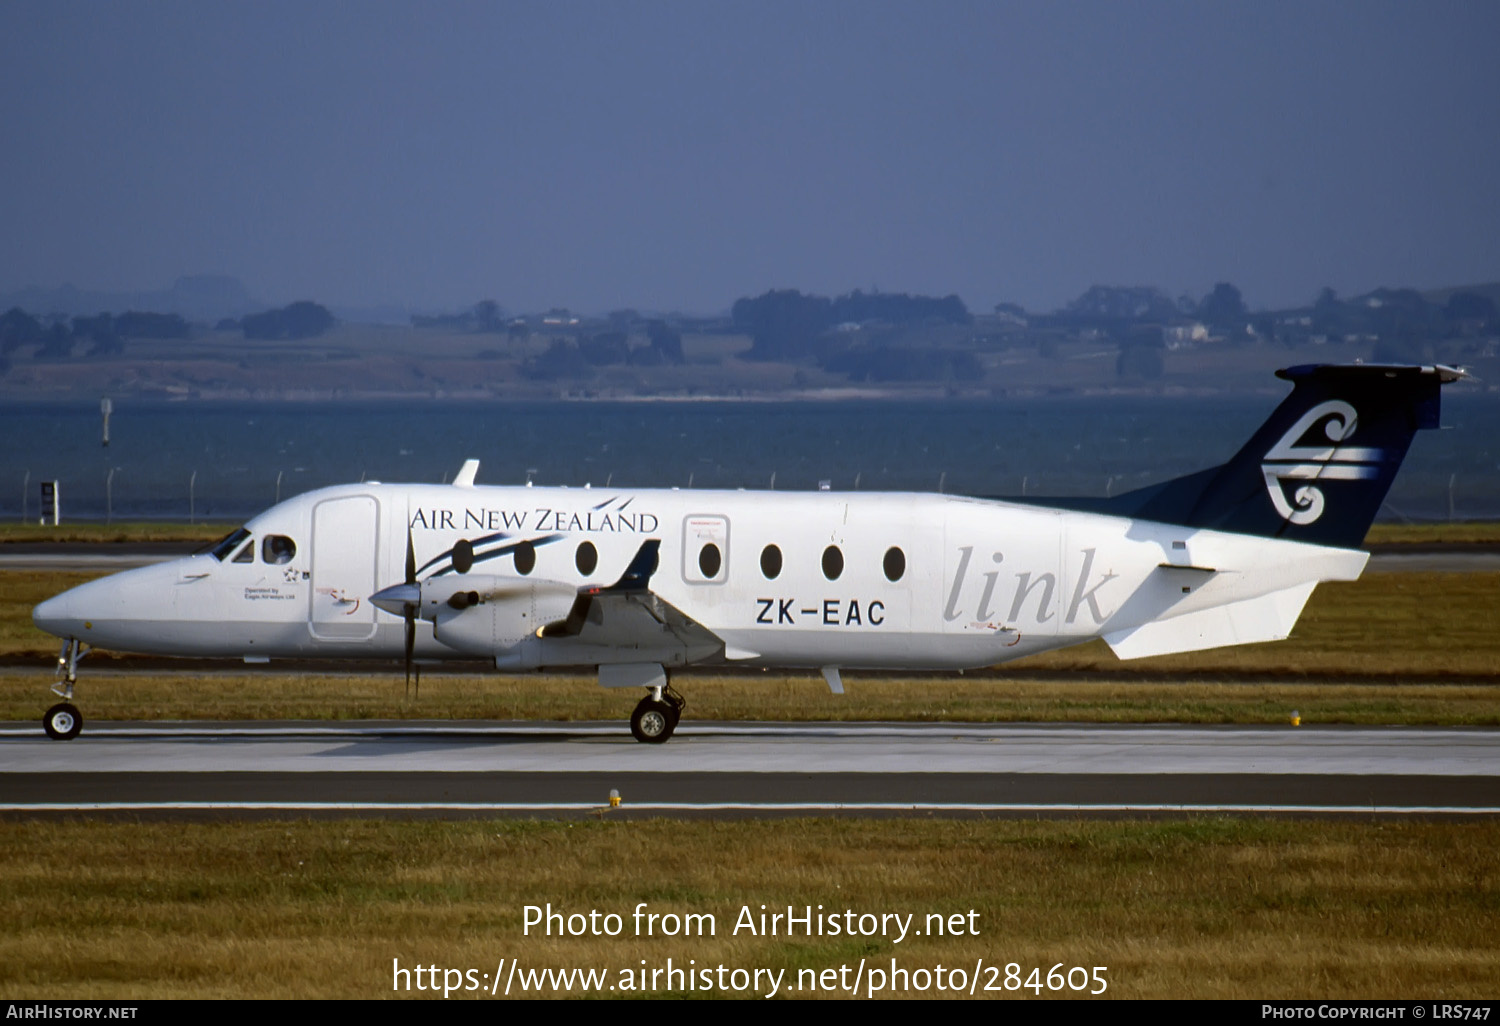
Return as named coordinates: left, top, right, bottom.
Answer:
left=1106, top=364, right=1464, bottom=548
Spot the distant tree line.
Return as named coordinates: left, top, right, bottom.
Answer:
left=723, top=288, right=976, bottom=382
left=0, top=296, right=342, bottom=374
left=521, top=320, right=686, bottom=381
left=412, top=299, right=509, bottom=333
left=1018, top=280, right=1499, bottom=379
left=0, top=306, right=193, bottom=371
left=1302, top=286, right=1497, bottom=361
left=239, top=300, right=337, bottom=341
left=731, top=288, right=972, bottom=363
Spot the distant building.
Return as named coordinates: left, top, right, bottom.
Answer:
left=1161, top=322, right=1209, bottom=349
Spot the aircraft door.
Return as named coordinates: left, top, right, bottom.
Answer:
left=681, top=514, right=729, bottom=585
left=310, top=495, right=379, bottom=640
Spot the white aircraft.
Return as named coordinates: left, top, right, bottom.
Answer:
left=33, top=363, right=1464, bottom=743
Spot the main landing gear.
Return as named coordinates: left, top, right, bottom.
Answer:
left=43, top=638, right=88, bottom=741
left=630, top=681, right=685, bottom=744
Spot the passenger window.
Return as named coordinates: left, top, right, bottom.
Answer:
left=262, top=535, right=296, bottom=565
left=576, top=541, right=598, bottom=576
left=698, top=543, right=722, bottom=579
left=883, top=546, right=906, bottom=582
left=822, top=545, right=843, bottom=581
left=232, top=540, right=255, bottom=564
left=760, top=544, right=782, bottom=580
left=452, top=539, right=475, bottom=574
left=514, top=540, right=536, bottom=576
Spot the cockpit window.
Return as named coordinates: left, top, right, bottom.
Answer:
left=208, top=528, right=251, bottom=562
left=232, top=541, right=255, bottom=563
left=262, top=535, right=296, bottom=565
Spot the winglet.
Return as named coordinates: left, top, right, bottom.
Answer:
left=539, top=540, right=661, bottom=638
left=453, top=459, right=480, bottom=489
left=603, top=539, right=661, bottom=594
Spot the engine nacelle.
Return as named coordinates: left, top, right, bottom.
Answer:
left=428, top=576, right=575, bottom=658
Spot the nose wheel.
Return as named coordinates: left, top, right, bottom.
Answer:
left=629, top=683, right=685, bottom=744
left=44, top=702, right=82, bottom=741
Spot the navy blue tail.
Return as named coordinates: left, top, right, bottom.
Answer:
left=1075, top=364, right=1461, bottom=548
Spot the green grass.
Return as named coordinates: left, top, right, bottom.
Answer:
left=1, top=818, right=1495, bottom=999
left=0, top=522, right=232, bottom=544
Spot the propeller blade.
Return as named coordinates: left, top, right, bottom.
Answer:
left=403, top=526, right=417, bottom=697
left=404, top=610, right=415, bottom=697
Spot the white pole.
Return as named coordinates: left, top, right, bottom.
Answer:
left=189, top=470, right=196, bottom=524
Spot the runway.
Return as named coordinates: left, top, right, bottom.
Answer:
left=1, top=720, right=1496, bottom=818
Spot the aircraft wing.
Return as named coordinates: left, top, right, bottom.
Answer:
left=537, top=540, right=725, bottom=663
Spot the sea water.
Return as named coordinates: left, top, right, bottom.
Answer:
left=4, top=394, right=1496, bottom=522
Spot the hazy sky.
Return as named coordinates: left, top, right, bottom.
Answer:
left=3, top=1, right=1497, bottom=315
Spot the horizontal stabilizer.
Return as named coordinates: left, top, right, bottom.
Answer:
left=1103, top=582, right=1317, bottom=660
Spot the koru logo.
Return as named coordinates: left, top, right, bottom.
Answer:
left=1260, top=400, right=1383, bottom=525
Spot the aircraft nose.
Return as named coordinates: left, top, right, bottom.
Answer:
left=32, top=591, right=75, bottom=638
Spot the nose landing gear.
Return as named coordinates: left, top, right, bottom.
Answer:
left=43, top=639, right=89, bottom=741
left=630, top=681, right=685, bottom=744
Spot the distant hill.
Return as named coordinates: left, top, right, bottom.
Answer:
left=0, top=274, right=261, bottom=323
left=1420, top=282, right=1500, bottom=307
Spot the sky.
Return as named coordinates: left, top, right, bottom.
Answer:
left=2, top=0, right=1498, bottom=317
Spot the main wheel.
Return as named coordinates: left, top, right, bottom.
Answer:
left=630, top=698, right=676, bottom=744
left=43, top=702, right=82, bottom=741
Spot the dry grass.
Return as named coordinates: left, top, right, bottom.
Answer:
left=1364, top=522, right=1500, bottom=546
left=1012, top=572, right=1500, bottom=680
left=0, top=818, right=1495, bottom=999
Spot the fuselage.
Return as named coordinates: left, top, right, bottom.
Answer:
left=33, top=481, right=1368, bottom=672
